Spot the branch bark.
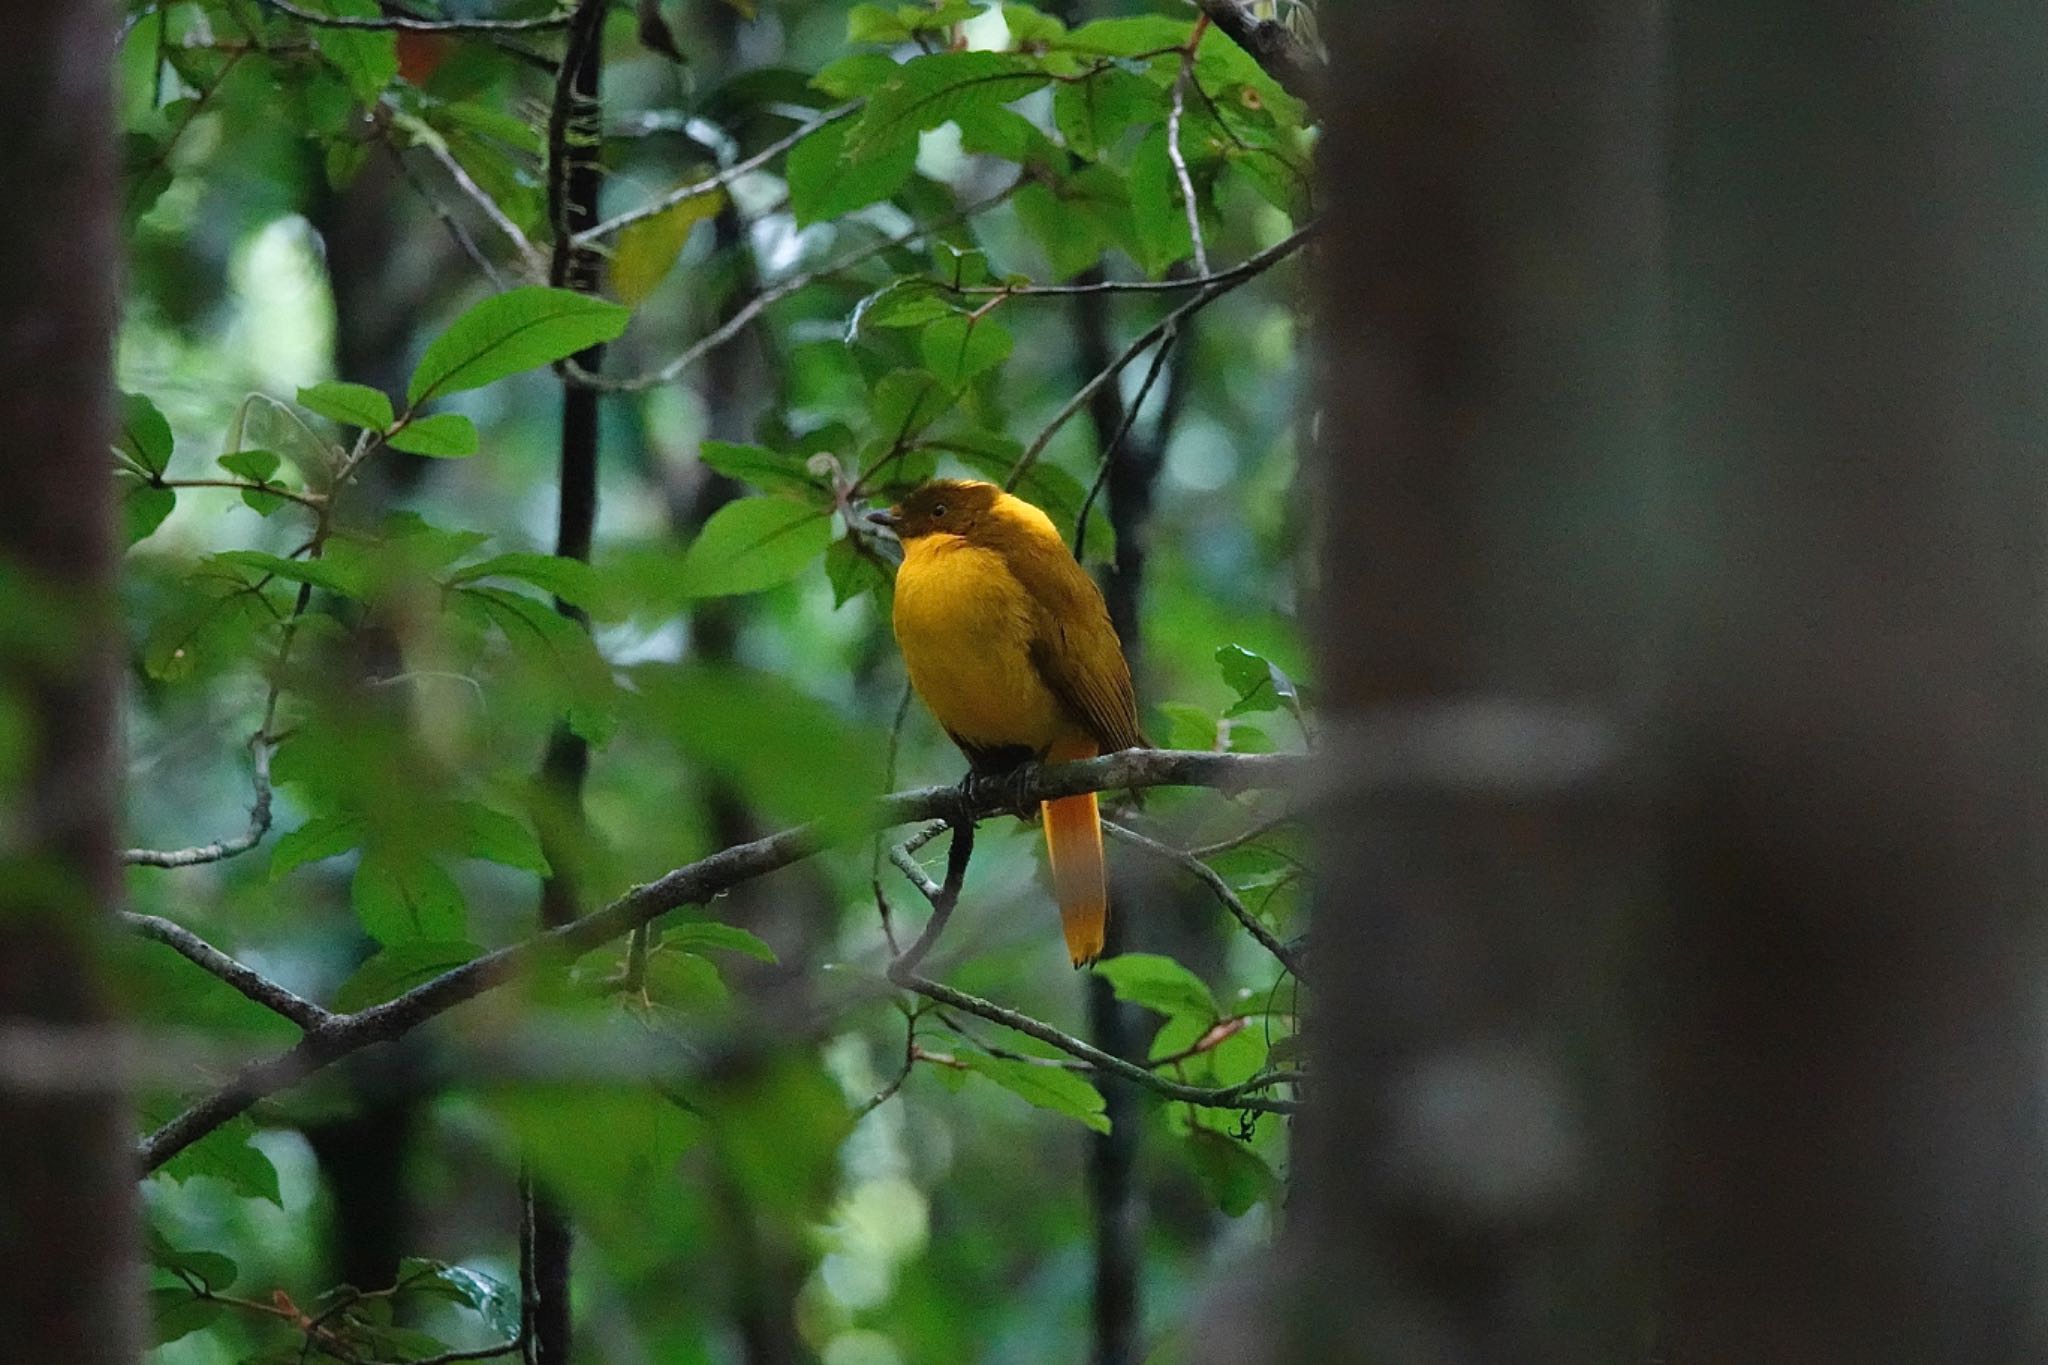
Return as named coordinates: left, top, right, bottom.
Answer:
left=138, top=749, right=1298, bottom=1170
left=1191, top=0, right=1320, bottom=108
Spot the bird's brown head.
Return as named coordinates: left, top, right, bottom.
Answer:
left=868, top=479, right=1003, bottom=543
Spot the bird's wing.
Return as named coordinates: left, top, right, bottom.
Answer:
left=1015, top=556, right=1148, bottom=754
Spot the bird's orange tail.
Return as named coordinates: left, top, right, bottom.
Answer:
left=1042, top=790, right=1106, bottom=967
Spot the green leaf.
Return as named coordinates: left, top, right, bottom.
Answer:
left=1002, top=3, right=1066, bottom=44
left=1185, top=1127, right=1278, bottom=1216
left=450, top=552, right=611, bottom=615
left=217, top=449, right=280, bottom=483
left=664, top=920, right=778, bottom=964
left=158, top=1115, right=282, bottom=1206
left=334, top=940, right=482, bottom=1012
left=851, top=279, right=953, bottom=333
left=297, top=379, right=395, bottom=431
left=1215, top=643, right=1301, bottom=718
left=612, top=189, right=726, bottom=306
left=696, top=441, right=823, bottom=498
left=813, top=53, right=903, bottom=99
left=675, top=496, right=831, bottom=598
left=453, top=801, right=549, bottom=875
left=959, top=1051, right=1110, bottom=1132
left=148, top=1228, right=239, bottom=1294
left=786, top=116, right=918, bottom=227
left=397, top=1258, right=520, bottom=1338
left=387, top=412, right=480, bottom=457
left=846, top=2, right=912, bottom=42
left=352, top=848, right=467, bottom=945
left=1059, top=15, right=1189, bottom=57
left=870, top=368, right=953, bottom=442
left=845, top=52, right=1050, bottom=161
left=122, top=481, right=175, bottom=545
left=921, top=315, right=1012, bottom=389
left=148, top=1288, right=223, bottom=1348
left=210, top=549, right=363, bottom=598
left=1128, top=125, right=1195, bottom=276
left=407, top=287, right=631, bottom=405
left=306, top=0, right=399, bottom=104
left=1157, top=701, right=1219, bottom=752
left=462, top=586, right=618, bottom=744
left=271, top=812, right=366, bottom=879
left=1054, top=67, right=1161, bottom=160
left=1094, top=952, right=1219, bottom=1021
left=825, top=536, right=890, bottom=607
left=116, top=392, right=175, bottom=476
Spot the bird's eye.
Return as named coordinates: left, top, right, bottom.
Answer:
left=931, top=503, right=947, bottom=517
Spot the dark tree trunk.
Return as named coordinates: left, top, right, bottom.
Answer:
left=1661, top=8, right=2048, bottom=1361
left=1287, top=2, right=1662, bottom=1360
left=0, top=3, right=139, bottom=1359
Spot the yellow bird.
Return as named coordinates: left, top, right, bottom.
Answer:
left=871, top=479, right=1148, bottom=966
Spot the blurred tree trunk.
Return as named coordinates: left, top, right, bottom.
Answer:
left=1661, top=8, right=2048, bottom=1361
left=0, top=3, right=139, bottom=1360
left=1285, top=2, right=1662, bottom=1360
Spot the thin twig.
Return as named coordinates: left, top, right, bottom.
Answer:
left=419, top=136, right=546, bottom=275
left=899, top=972, right=1300, bottom=1114
left=120, top=912, right=332, bottom=1030
left=852, top=1008, right=920, bottom=1120
left=1103, top=818, right=1305, bottom=978
left=137, top=749, right=1300, bottom=1170
left=564, top=186, right=1021, bottom=393
left=386, top=134, right=506, bottom=289
left=572, top=103, right=860, bottom=245
left=1004, top=223, right=1317, bottom=487
left=1184, top=808, right=1297, bottom=860
left=1166, top=41, right=1211, bottom=277
left=887, top=812, right=974, bottom=980
left=123, top=734, right=276, bottom=868
left=255, top=0, right=573, bottom=33
left=1074, top=328, right=1176, bottom=557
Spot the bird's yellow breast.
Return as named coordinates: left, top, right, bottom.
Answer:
left=891, top=533, right=1065, bottom=752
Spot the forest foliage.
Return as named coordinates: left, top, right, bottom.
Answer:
left=113, top=0, right=1314, bottom=1358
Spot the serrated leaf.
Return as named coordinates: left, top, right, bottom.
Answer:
left=814, top=53, right=906, bottom=99
left=665, top=920, right=777, bottom=963
left=116, top=392, right=174, bottom=475
left=158, top=1116, right=282, bottom=1206
left=297, top=380, right=395, bottom=431
left=334, top=940, right=481, bottom=1012
left=696, top=441, right=822, bottom=498
left=387, top=411, right=479, bottom=457
left=450, top=552, right=611, bottom=615
left=1094, top=952, right=1219, bottom=1021
left=612, top=189, right=726, bottom=306
left=675, top=496, right=832, bottom=598
left=452, top=801, right=549, bottom=874
left=408, top=287, right=631, bottom=405
left=353, top=848, right=467, bottom=945
left=1054, top=67, right=1161, bottom=160
left=959, top=1051, right=1110, bottom=1132
left=271, top=812, right=366, bottom=879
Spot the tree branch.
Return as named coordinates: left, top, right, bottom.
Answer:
left=137, top=749, right=1298, bottom=1170
left=255, top=0, right=574, bottom=33
left=120, top=912, right=332, bottom=1031
left=1192, top=0, right=1322, bottom=107
left=122, top=734, right=275, bottom=868
left=1004, top=223, right=1317, bottom=488
left=1102, top=819, right=1305, bottom=979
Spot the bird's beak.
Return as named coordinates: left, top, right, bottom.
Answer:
left=866, top=508, right=902, bottom=531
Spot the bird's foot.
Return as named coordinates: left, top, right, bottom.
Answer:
left=961, top=764, right=1041, bottom=820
